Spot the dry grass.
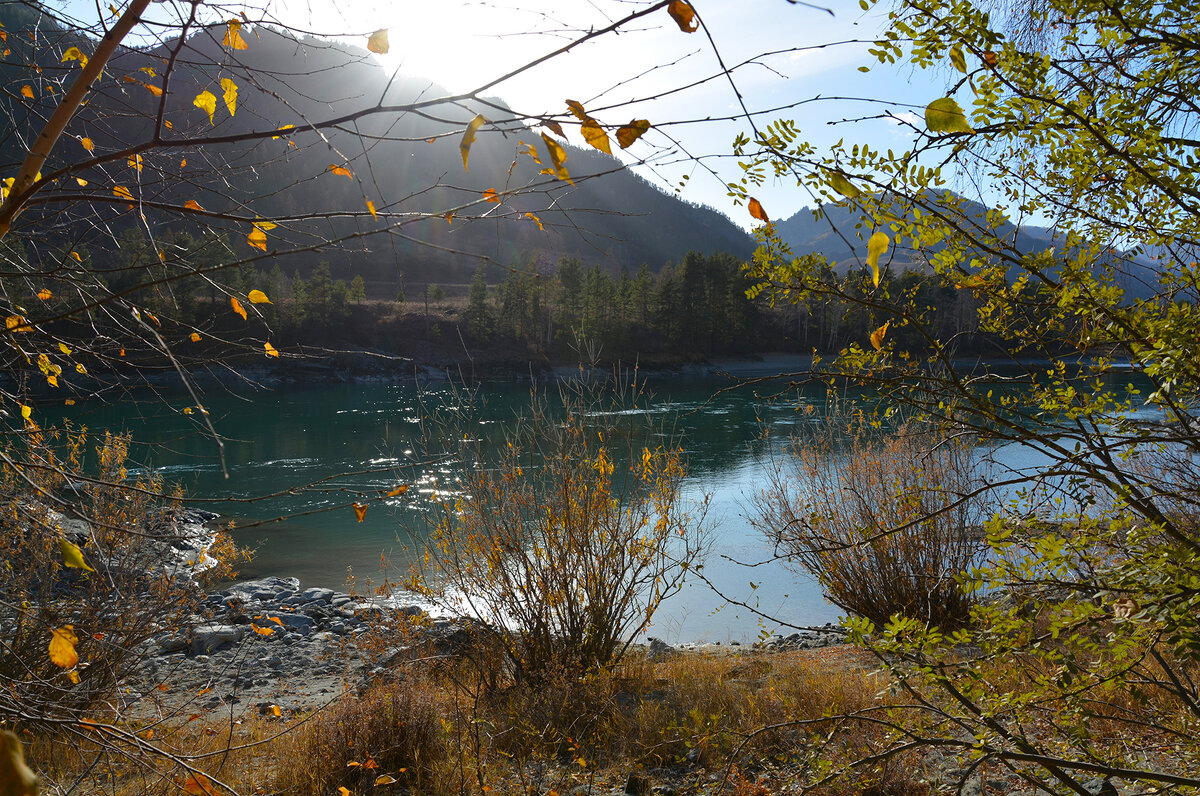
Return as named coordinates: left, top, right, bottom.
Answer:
left=26, top=645, right=932, bottom=796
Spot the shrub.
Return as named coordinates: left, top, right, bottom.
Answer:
left=410, top=376, right=710, bottom=686
left=751, top=414, right=987, bottom=629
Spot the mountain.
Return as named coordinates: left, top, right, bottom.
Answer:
left=0, top=10, right=753, bottom=289
left=774, top=196, right=1159, bottom=300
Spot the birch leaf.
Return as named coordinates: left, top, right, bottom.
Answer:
left=367, top=29, right=389, bottom=54
left=193, top=90, right=216, bottom=124
left=866, top=230, right=889, bottom=287
left=230, top=296, right=247, bottom=320
left=223, top=20, right=249, bottom=50
left=49, top=625, right=79, bottom=668
left=460, top=114, right=487, bottom=172
left=60, top=538, right=94, bottom=571
left=220, top=78, right=237, bottom=116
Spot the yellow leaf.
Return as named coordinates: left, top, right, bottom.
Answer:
left=523, top=212, right=544, bottom=231
left=190, top=332, right=201, bottom=342
left=113, top=185, right=134, bottom=202
left=65, top=399, right=75, bottom=406
left=271, top=705, right=281, bottom=717
left=230, top=296, right=247, bottom=320
left=460, top=114, right=487, bottom=172
left=264, top=342, right=279, bottom=358
left=667, top=0, right=699, bottom=32
left=71, top=250, right=82, bottom=261
left=374, top=774, right=397, bottom=786
left=247, top=226, right=267, bottom=251
left=49, top=625, right=79, bottom=668
left=329, top=164, right=352, bottom=179
left=870, top=320, right=890, bottom=350
left=220, top=78, right=237, bottom=116
left=366, top=199, right=377, bottom=219
left=543, top=120, right=565, bottom=138
left=46, top=374, right=58, bottom=388
left=58, top=342, right=71, bottom=354
left=540, top=133, right=572, bottom=184
left=748, top=197, right=769, bottom=224
left=128, top=154, right=142, bottom=172
left=826, top=170, right=862, bottom=199
left=6, top=315, right=29, bottom=332
left=62, top=46, right=88, bottom=67
left=353, top=503, right=368, bottom=523
left=193, top=90, right=216, bottom=124
left=924, top=97, right=973, bottom=134
left=483, top=188, right=501, bottom=204
left=185, top=199, right=204, bottom=211
left=386, top=484, right=409, bottom=497
left=0, top=729, right=39, bottom=796
left=248, top=289, right=271, bottom=304
left=222, top=20, right=248, bottom=50
left=59, top=538, right=94, bottom=571
left=20, top=85, right=33, bottom=99
left=616, top=119, right=650, bottom=149
left=250, top=623, right=274, bottom=636
left=38, top=289, right=52, bottom=300
left=272, top=124, right=294, bottom=140
left=75, top=363, right=86, bottom=374
left=565, top=99, right=588, bottom=121
left=183, top=407, right=194, bottom=415
left=866, top=230, right=889, bottom=287
left=143, top=82, right=163, bottom=96
left=140, top=66, right=157, bottom=77
left=75, top=177, right=88, bottom=186
left=580, top=118, right=611, bottom=155
left=338, top=789, right=351, bottom=796
left=254, top=219, right=277, bottom=231
left=367, top=29, right=389, bottom=54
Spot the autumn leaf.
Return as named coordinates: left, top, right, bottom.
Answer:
left=220, top=78, right=237, bottom=116
left=667, top=1, right=699, bottom=32
left=143, top=81, right=163, bottom=96
left=329, top=164, right=352, bottom=179
left=184, top=772, right=218, bottom=795
left=374, top=774, right=397, bottom=786
left=60, top=538, right=95, bottom=571
left=271, top=705, right=282, bottom=717
left=0, top=730, right=38, bottom=796
left=6, top=315, right=29, bottom=333
left=113, top=185, right=134, bottom=201
left=250, top=623, right=274, bottom=636
left=264, top=342, right=280, bottom=358
left=190, top=332, right=201, bottom=342
left=460, top=114, right=487, bottom=172
left=616, top=119, right=650, bottom=148
left=543, top=120, right=565, bottom=138
left=223, top=20, right=249, bottom=50
left=366, top=199, right=377, bottom=219
left=247, top=289, right=271, bottom=304
left=71, top=251, right=82, bottom=262
left=523, top=212, right=544, bottom=231
left=338, top=789, right=351, bottom=796
left=540, top=133, right=572, bottom=183
left=866, top=230, right=889, bottom=287
left=64, top=398, right=75, bottom=406
left=870, top=320, right=890, bottom=351
left=230, top=296, right=247, bottom=320
left=49, top=625, right=80, bottom=670
left=949, top=44, right=967, bottom=73
left=20, top=85, right=33, bottom=99
left=748, top=197, right=769, bottom=224
left=272, top=124, right=295, bottom=139
left=924, top=97, right=973, bottom=134
left=185, top=199, right=204, bottom=211
left=247, top=226, right=267, bottom=251
left=386, top=484, right=409, bottom=497
left=75, top=177, right=87, bottom=186
left=483, top=188, right=501, bottom=204
left=79, top=135, right=95, bottom=152
left=37, top=288, right=51, bottom=300
left=580, top=118, right=611, bottom=155
left=982, top=50, right=997, bottom=67
left=826, top=170, right=862, bottom=199
left=62, top=46, right=88, bottom=68
left=128, top=154, right=142, bottom=172
left=193, top=90, right=216, bottom=124
left=367, top=29, right=389, bottom=54
left=20, top=405, right=34, bottom=429
left=353, top=502, right=368, bottom=522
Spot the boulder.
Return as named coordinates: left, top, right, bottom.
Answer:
left=191, top=624, right=244, bottom=654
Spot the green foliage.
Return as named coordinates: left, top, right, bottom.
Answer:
left=740, top=0, right=1200, bottom=789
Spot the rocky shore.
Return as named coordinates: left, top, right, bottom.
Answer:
left=130, top=573, right=848, bottom=715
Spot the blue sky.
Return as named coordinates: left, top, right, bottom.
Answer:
left=55, top=0, right=949, bottom=226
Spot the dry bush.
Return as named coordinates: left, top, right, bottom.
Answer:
left=271, top=677, right=446, bottom=794
left=0, top=426, right=203, bottom=726
left=751, top=414, right=988, bottom=629
left=411, top=376, right=710, bottom=686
